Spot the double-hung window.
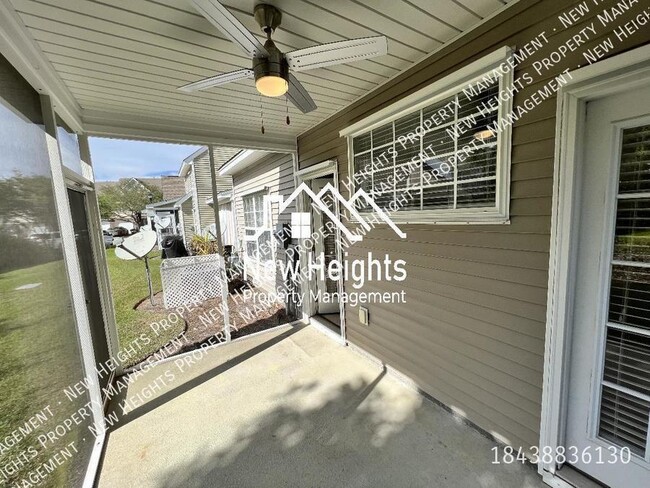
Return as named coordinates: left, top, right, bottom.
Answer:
left=342, top=47, right=514, bottom=224
left=242, top=191, right=272, bottom=262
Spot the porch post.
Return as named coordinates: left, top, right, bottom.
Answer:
left=208, top=145, right=231, bottom=341
left=208, top=144, right=225, bottom=256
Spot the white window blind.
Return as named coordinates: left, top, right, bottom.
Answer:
left=348, top=68, right=512, bottom=224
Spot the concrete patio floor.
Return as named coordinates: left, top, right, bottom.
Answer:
left=97, top=324, right=545, bottom=488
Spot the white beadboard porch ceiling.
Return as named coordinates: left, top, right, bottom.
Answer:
left=8, top=0, right=513, bottom=150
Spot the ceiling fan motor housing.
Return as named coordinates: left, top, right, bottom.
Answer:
left=253, top=39, right=288, bottom=85
left=253, top=3, right=282, bottom=34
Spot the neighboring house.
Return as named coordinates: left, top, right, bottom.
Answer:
left=219, top=151, right=296, bottom=295
left=206, top=190, right=236, bottom=249
left=177, top=146, right=237, bottom=244
left=144, top=198, right=182, bottom=248
left=159, top=176, right=185, bottom=201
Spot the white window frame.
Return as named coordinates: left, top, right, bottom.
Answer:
left=341, top=47, right=514, bottom=224
left=242, top=190, right=273, bottom=264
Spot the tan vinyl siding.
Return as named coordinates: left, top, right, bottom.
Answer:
left=232, top=153, right=295, bottom=294
left=296, top=0, right=650, bottom=451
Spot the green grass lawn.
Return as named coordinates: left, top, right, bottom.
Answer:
left=105, top=248, right=184, bottom=367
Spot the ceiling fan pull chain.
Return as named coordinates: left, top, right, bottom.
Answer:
left=285, top=95, right=290, bottom=125
left=259, top=93, right=265, bottom=134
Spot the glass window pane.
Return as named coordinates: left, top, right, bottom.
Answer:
left=422, top=184, right=453, bottom=210
left=457, top=144, right=497, bottom=181
left=423, top=95, right=456, bottom=129
left=396, top=160, right=421, bottom=190
left=618, top=125, right=650, bottom=194
left=395, top=112, right=421, bottom=143
left=457, top=80, right=499, bottom=119
left=609, top=265, right=650, bottom=331
left=599, top=385, right=649, bottom=456
left=56, top=115, right=82, bottom=175
left=354, top=153, right=373, bottom=194
left=258, top=231, right=273, bottom=261
left=372, top=122, right=393, bottom=148
left=603, top=329, right=650, bottom=397
left=373, top=191, right=394, bottom=211
left=353, top=133, right=371, bottom=154
left=423, top=155, right=454, bottom=184
left=372, top=167, right=394, bottom=195
left=614, top=198, right=650, bottom=263
left=457, top=179, right=496, bottom=208
left=423, top=127, right=455, bottom=156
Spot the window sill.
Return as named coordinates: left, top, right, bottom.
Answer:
left=356, top=210, right=510, bottom=226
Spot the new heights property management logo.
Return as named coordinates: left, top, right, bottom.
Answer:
left=243, top=182, right=408, bottom=307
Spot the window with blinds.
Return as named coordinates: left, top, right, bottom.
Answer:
left=598, top=124, right=650, bottom=458
left=242, top=192, right=272, bottom=262
left=349, top=72, right=512, bottom=223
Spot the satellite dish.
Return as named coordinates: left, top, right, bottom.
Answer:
left=115, top=230, right=157, bottom=261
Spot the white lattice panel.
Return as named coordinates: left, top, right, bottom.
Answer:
left=161, top=254, right=226, bottom=309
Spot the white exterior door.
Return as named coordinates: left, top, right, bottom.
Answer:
left=565, top=84, right=650, bottom=487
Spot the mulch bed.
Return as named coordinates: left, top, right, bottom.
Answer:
left=131, top=284, right=292, bottom=369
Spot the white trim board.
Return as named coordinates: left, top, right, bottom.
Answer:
left=540, top=44, right=650, bottom=487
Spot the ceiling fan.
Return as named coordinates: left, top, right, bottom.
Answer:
left=178, top=0, right=388, bottom=114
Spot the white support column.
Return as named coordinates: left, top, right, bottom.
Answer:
left=207, top=145, right=231, bottom=341
left=208, top=144, right=225, bottom=255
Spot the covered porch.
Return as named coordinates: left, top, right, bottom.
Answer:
left=98, top=325, right=544, bottom=488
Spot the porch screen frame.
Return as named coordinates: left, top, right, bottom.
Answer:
left=42, top=95, right=107, bottom=488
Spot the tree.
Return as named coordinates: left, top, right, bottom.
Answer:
left=0, top=172, right=58, bottom=234
left=97, top=178, right=163, bottom=226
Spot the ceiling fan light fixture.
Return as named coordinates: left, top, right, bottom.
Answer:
left=256, top=75, right=288, bottom=97
left=253, top=38, right=289, bottom=97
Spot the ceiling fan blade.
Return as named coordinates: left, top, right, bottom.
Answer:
left=286, top=74, right=317, bottom=114
left=191, top=0, right=268, bottom=58
left=286, top=36, right=388, bottom=72
left=178, top=69, right=253, bottom=92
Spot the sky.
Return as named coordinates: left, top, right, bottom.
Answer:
left=88, top=137, right=202, bottom=181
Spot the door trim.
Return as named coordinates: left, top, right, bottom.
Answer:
left=293, top=157, right=347, bottom=344
left=540, top=44, right=650, bottom=484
